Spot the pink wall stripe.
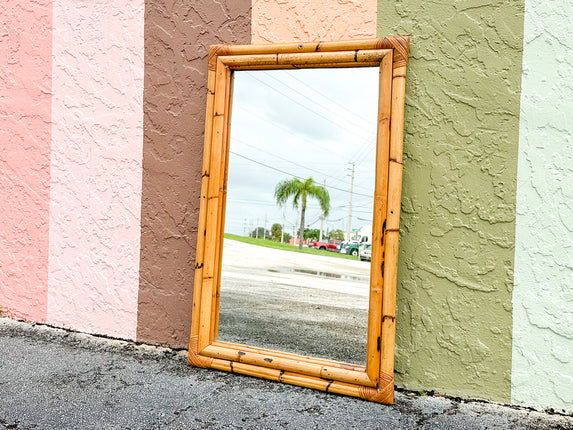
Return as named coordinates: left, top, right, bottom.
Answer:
left=47, top=0, right=144, bottom=339
left=0, top=0, right=52, bottom=322
left=252, top=0, right=376, bottom=43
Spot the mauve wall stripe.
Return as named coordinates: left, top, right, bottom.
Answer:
left=0, top=0, right=52, bottom=322
left=137, top=1, right=251, bottom=348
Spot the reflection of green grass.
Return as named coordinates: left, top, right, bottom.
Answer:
left=224, top=233, right=358, bottom=260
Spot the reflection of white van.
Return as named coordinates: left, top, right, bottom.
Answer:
left=359, top=243, right=371, bottom=261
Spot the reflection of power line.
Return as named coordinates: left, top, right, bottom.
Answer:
left=234, top=138, right=338, bottom=184
left=232, top=137, right=371, bottom=191
left=247, top=73, right=373, bottom=142
left=230, top=151, right=372, bottom=198
left=261, top=71, right=373, bottom=130
left=283, top=71, right=374, bottom=128
left=356, top=217, right=373, bottom=222
left=232, top=137, right=373, bottom=193
left=227, top=199, right=278, bottom=207
left=248, top=72, right=378, bottom=174
left=237, top=108, right=348, bottom=163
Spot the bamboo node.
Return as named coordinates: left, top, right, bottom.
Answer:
left=194, top=262, right=204, bottom=269
left=326, top=380, right=334, bottom=393
left=382, top=315, right=396, bottom=322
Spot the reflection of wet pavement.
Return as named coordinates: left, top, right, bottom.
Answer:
left=218, top=239, right=371, bottom=365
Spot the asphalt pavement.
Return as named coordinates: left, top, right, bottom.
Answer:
left=1, top=318, right=572, bottom=429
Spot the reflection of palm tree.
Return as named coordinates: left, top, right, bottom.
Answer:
left=274, top=177, right=330, bottom=250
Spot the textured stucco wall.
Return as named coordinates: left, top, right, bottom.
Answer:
left=252, top=0, right=376, bottom=43
left=378, top=1, right=525, bottom=402
left=0, top=0, right=52, bottom=322
left=512, top=0, right=573, bottom=413
left=47, top=0, right=144, bottom=339
left=137, top=0, right=251, bottom=348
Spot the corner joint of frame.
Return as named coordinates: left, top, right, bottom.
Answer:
left=188, top=336, right=214, bottom=369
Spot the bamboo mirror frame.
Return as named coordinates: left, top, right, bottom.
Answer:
left=189, top=37, right=409, bottom=404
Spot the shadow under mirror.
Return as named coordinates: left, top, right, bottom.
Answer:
left=218, top=66, right=379, bottom=366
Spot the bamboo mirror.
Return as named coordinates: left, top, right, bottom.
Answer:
left=189, top=37, right=409, bottom=404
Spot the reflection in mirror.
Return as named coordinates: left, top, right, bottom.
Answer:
left=218, top=67, right=379, bottom=366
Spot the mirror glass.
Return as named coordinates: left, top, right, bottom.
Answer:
left=218, top=67, right=379, bottom=366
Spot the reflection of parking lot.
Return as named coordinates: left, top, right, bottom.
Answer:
left=217, top=239, right=371, bottom=365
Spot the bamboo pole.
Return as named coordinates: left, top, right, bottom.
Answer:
left=212, top=67, right=234, bottom=341
left=365, top=51, right=393, bottom=385
left=202, top=344, right=375, bottom=387
left=379, top=61, right=407, bottom=392
left=214, top=340, right=365, bottom=369
left=389, top=66, right=407, bottom=163
left=279, top=50, right=388, bottom=65
left=380, top=229, right=399, bottom=380
left=189, top=68, right=216, bottom=347
left=228, top=62, right=383, bottom=71
left=385, top=156, right=404, bottom=232
left=212, top=37, right=409, bottom=63
left=219, top=50, right=388, bottom=68
left=206, top=355, right=393, bottom=405
left=198, top=59, right=229, bottom=351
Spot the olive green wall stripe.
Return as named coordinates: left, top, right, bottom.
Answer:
left=377, top=1, right=525, bottom=402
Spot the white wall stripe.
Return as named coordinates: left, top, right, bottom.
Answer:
left=512, top=0, right=573, bottom=413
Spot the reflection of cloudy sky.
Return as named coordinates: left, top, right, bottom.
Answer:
left=225, top=67, right=379, bottom=237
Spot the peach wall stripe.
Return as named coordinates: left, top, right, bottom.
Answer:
left=47, top=0, right=144, bottom=339
left=251, top=0, right=376, bottom=43
left=0, top=0, right=52, bottom=322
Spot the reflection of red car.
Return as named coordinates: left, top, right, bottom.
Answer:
left=308, top=240, right=339, bottom=252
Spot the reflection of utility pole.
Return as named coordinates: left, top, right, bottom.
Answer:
left=263, top=214, right=267, bottom=240
left=346, top=162, right=355, bottom=241
left=319, top=179, right=325, bottom=242
left=294, top=208, right=299, bottom=244
left=256, top=217, right=259, bottom=239
left=281, top=208, right=285, bottom=243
